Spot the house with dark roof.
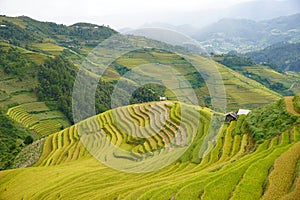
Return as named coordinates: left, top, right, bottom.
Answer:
left=225, top=112, right=238, bottom=122
left=225, top=109, right=251, bottom=123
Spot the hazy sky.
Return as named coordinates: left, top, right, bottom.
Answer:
left=1, top=0, right=253, bottom=28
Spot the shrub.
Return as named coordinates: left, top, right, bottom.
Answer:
left=243, top=99, right=299, bottom=140
left=24, top=136, right=34, bottom=145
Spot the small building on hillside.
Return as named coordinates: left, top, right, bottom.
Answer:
left=237, top=109, right=251, bottom=116
left=159, top=97, right=167, bottom=101
left=225, top=109, right=251, bottom=123
left=225, top=112, right=238, bottom=122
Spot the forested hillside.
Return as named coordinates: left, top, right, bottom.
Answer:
left=245, top=42, right=300, bottom=72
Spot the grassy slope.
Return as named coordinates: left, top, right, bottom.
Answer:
left=0, top=101, right=300, bottom=199
left=243, top=65, right=300, bottom=95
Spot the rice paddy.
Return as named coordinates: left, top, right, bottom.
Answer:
left=7, top=105, right=63, bottom=136
left=1, top=101, right=299, bottom=200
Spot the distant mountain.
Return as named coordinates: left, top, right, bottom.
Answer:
left=193, top=13, right=300, bottom=53
left=245, top=42, right=300, bottom=72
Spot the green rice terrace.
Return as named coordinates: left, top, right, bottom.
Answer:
left=1, top=99, right=300, bottom=200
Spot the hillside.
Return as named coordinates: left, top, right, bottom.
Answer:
left=213, top=54, right=300, bottom=96
left=0, top=15, right=116, bottom=52
left=245, top=42, right=300, bottom=72
left=0, top=15, right=283, bottom=113
left=0, top=100, right=300, bottom=199
left=0, top=16, right=117, bottom=170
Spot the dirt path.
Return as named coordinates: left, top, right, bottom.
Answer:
left=288, top=82, right=296, bottom=90
left=284, top=96, right=300, bottom=116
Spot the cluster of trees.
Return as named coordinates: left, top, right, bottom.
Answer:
left=242, top=99, right=299, bottom=140
left=217, top=54, right=255, bottom=68
left=0, top=110, right=33, bottom=170
left=69, top=23, right=116, bottom=41
left=113, top=63, right=130, bottom=76
left=0, top=20, right=35, bottom=46
left=186, top=71, right=205, bottom=89
left=0, top=47, right=36, bottom=76
left=37, top=56, right=79, bottom=123
left=130, top=84, right=166, bottom=104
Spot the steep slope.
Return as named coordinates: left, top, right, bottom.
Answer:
left=213, top=54, right=300, bottom=96
left=0, top=100, right=300, bottom=199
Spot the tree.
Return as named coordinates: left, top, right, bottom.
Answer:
left=24, top=136, right=33, bottom=145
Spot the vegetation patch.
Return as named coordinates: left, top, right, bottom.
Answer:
left=0, top=110, right=35, bottom=170
left=242, top=99, right=299, bottom=140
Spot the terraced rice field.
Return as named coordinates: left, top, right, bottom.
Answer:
left=7, top=105, right=63, bottom=136
left=32, top=43, right=65, bottom=56
left=0, top=101, right=300, bottom=200
left=285, top=95, right=300, bottom=116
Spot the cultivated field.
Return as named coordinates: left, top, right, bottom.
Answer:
left=0, top=101, right=299, bottom=200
